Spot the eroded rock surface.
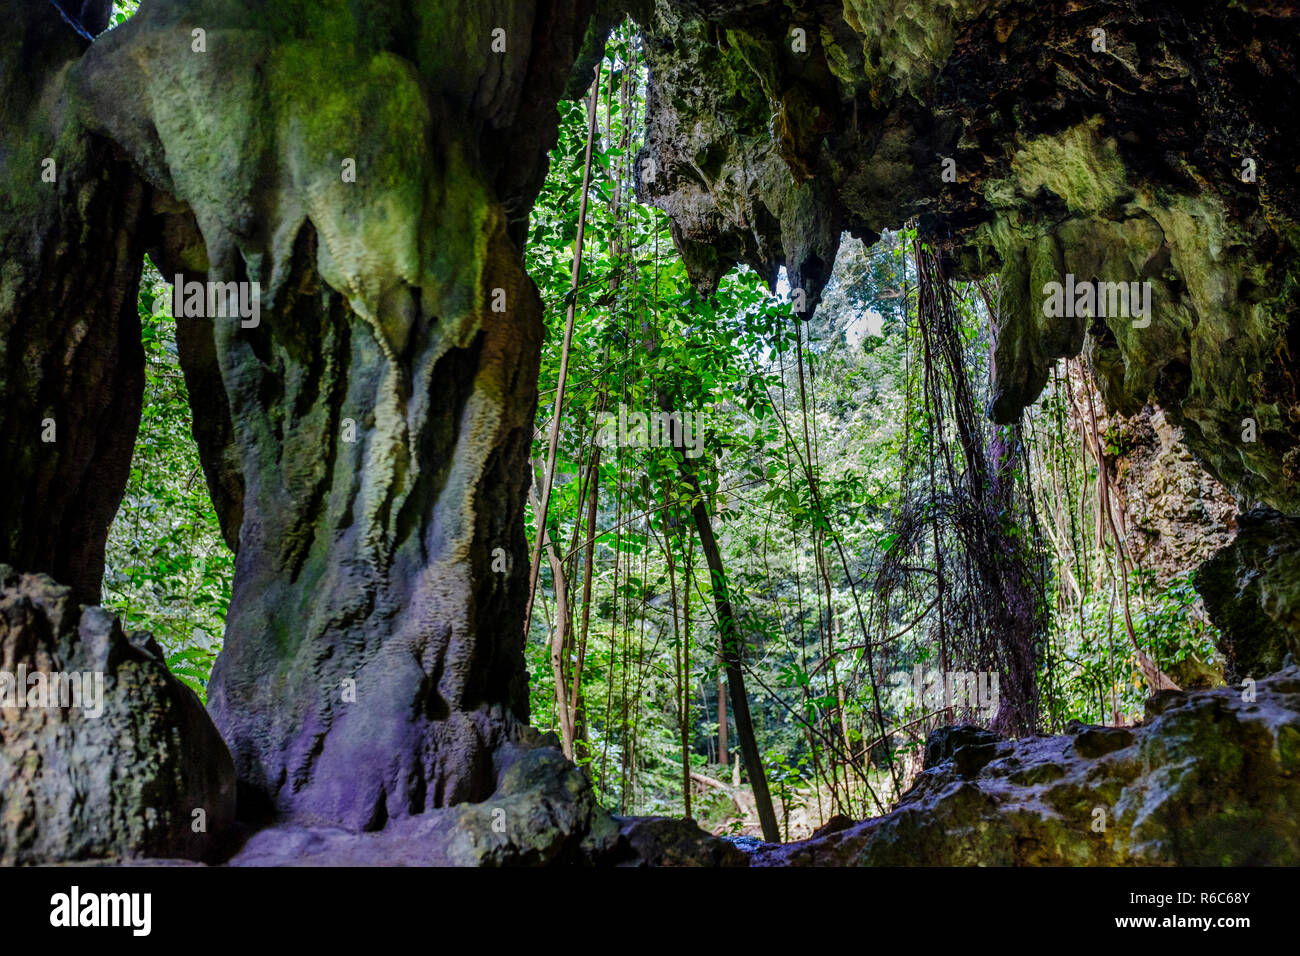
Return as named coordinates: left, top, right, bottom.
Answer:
left=1112, top=405, right=1238, bottom=583
left=0, top=567, right=236, bottom=864
left=71, top=0, right=601, bottom=829
left=754, top=668, right=1300, bottom=865
left=228, top=737, right=617, bottom=866
left=226, top=732, right=741, bottom=866
left=0, top=0, right=148, bottom=605
left=634, top=0, right=1300, bottom=520
left=1197, top=510, right=1300, bottom=683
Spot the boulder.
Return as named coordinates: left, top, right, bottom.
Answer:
left=754, top=667, right=1300, bottom=865
left=227, top=736, right=748, bottom=866
left=0, top=567, right=236, bottom=863
left=1196, top=509, right=1300, bottom=682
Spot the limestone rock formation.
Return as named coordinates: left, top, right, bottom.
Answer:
left=631, top=0, right=1300, bottom=687
left=1111, top=404, right=1237, bottom=585
left=1197, top=509, right=1300, bottom=683
left=0, top=0, right=148, bottom=606
left=226, top=735, right=742, bottom=866
left=0, top=566, right=236, bottom=864
left=68, top=0, right=601, bottom=829
left=1109, top=401, right=1238, bottom=686
left=754, top=667, right=1300, bottom=865
left=227, top=735, right=620, bottom=865
left=3, top=0, right=1299, bottom=868
left=634, top=0, right=1300, bottom=521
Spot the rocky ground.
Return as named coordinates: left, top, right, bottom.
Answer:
left=752, top=667, right=1300, bottom=865
left=5, top=565, right=1297, bottom=866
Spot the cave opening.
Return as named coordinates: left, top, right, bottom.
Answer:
left=2, top=0, right=1298, bottom=873
left=101, top=257, right=234, bottom=703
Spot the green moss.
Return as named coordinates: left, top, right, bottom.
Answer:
left=1010, top=118, right=1129, bottom=216
left=841, top=0, right=993, bottom=104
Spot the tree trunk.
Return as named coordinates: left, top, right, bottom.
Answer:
left=717, top=657, right=729, bottom=768
left=684, top=471, right=781, bottom=843
left=531, top=478, right=575, bottom=759
left=570, top=448, right=601, bottom=760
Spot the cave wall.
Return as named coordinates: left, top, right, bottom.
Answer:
left=1109, top=403, right=1237, bottom=586
left=631, top=0, right=1300, bottom=678
left=633, top=0, right=1300, bottom=519
left=66, top=0, right=599, bottom=828
left=0, top=0, right=148, bottom=606
left=1197, top=509, right=1300, bottom=683
left=3, top=0, right=1298, bottom=865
